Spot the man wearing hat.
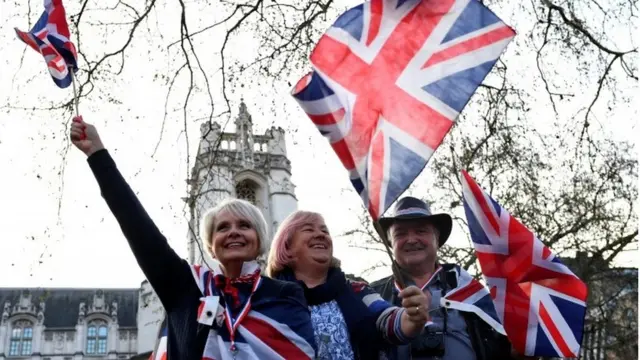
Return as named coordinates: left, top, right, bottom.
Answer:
left=371, top=196, right=532, bottom=360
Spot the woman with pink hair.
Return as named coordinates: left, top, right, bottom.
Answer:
left=267, top=210, right=431, bottom=359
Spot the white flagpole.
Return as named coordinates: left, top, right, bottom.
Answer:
left=71, top=68, right=79, bottom=117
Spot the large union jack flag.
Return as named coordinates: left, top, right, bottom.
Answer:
left=292, top=0, right=514, bottom=219
left=15, top=0, right=78, bottom=88
left=461, top=170, right=588, bottom=357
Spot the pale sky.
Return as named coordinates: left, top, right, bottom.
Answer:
left=0, top=0, right=637, bottom=288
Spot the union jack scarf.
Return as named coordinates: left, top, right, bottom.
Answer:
left=191, top=260, right=261, bottom=344
left=192, top=260, right=311, bottom=360
left=150, top=260, right=315, bottom=359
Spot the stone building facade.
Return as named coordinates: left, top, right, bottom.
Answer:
left=565, top=253, right=638, bottom=360
left=0, top=102, right=298, bottom=359
left=186, top=101, right=297, bottom=266
left=0, top=288, right=139, bottom=360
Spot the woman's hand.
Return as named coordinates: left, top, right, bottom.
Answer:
left=70, top=116, right=105, bottom=157
left=398, top=285, right=431, bottom=337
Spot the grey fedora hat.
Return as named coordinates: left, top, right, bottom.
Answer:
left=379, top=196, right=452, bottom=246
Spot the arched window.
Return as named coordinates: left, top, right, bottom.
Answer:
left=261, top=143, right=268, bottom=152
left=235, top=180, right=257, bottom=205
left=253, top=143, right=261, bottom=152
left=9, top=320, right=33, bottom=356
left=86, top=321, right=108, bottom=355
left=221, top=140, right=229, bottom=150
left=230, top=141, right=237, bottom=150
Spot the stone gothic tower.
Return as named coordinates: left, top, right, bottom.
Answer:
left=186, top=102, right=298, bottom=266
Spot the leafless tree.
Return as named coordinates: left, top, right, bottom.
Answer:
left=5, top=0, right=635, bottom=193
left=575, top=258, right=637, bottom=360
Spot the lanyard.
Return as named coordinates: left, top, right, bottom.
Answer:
left=394, top=265, right=442, bottom=293
left=221, top=275, right=262, bottom=355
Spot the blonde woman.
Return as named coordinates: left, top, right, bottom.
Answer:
left=267, top=210, right=430, bottom=360
left=70, top=116, right=316, bottom=360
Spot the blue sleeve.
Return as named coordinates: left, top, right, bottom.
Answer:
left=350, top=281, right=413, bottom=345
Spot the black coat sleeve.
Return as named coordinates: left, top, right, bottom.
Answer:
left=87, top=149, right=198, bottom=309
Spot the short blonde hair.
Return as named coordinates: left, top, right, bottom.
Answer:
left=266, top=210, right=341, bottom=277
left=199, top=198, right=269, bottom=259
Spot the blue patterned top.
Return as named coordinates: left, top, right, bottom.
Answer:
left=275, top=267, right=412, bottom=359
left=310, top=300, right=355, bottom=360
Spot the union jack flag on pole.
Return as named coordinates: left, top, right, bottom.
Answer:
left=15, top=0, right=78, bottom=88
left=461, top=170, right=588, bottom=357
left=292, top=0, right=515, bottom=219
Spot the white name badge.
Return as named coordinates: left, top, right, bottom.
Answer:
left=197, top=296, right=223, bottom=326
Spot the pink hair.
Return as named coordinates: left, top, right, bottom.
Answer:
left=266, top=210, right=340, bottom=277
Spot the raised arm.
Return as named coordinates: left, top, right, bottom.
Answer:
left=70, top=116, right=196, bottom=310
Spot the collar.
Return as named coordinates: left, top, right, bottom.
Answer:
left=277, top=267, right=346, bottom=306
left=209, top=259, right=261, bottom=278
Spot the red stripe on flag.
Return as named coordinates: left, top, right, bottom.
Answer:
left=501, top=282, right=530, bottom=354
left=331, top=139, right=356, bottom=169
left=293, top=73, right=312, bottom=95
left=422, top=26, right=515, bottom=68
left=367, top=131, right=386, bottom=219
left=475, top=252, right=506, bottom=278
left=35, top=30, right=48, bottom=40
left=15, top=30, right=39, bottom=52
left=539, top=302, right=576, bottom=357
left=41, top=46, right=61, bottom=57
left=49, top=1, right=73, bottom=39
left=532, top=277, right=588, bottom=300
left=242, top=316, right=312, bottom=359
left=489, top=285, right=497, bottom=299
left=462, top=171, right=500, bottom=235
left=310, top=36, right=370, bottom=93
left=197, top=301, right=205, bottom=319
left=148, top=352, right=167, bottom=360
left=310, top=108, right=345, bottom=126
left=366, top=0, right=383, bottom=46
left=48, top=59, right=67, bottom=72
left=446, top=280, right=484, bottom=302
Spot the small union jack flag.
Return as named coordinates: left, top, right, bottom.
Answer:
left=292, top=0, right=514, bottom=219
left=15, top=0, right=78, bottom=88
left=440, top=265, right=506, bottom=335
left=148, top=316, right=167, bottom=360
left=461, top=170, right=588, bottom=357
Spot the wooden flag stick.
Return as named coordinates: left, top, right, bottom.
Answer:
left=372, top=221, right=409, bottom=289
left=71, top=69, right=79, bottom=118
left=70, top=69, right=86, bottom=140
